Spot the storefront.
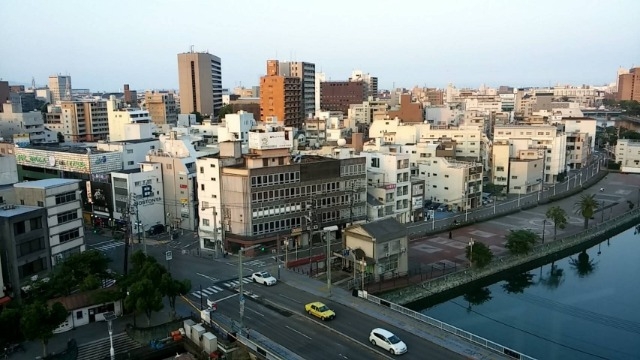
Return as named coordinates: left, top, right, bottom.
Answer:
left=15, top=145, right=123, bottom=223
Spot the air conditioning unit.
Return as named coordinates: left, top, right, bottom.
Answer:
left=312, top=225, right=319, bottom=230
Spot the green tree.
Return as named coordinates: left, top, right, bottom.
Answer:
left=465, top=241, right=493, bottom=268
left=160, top=273, right=191, bottom=320
left=483, top=183, right=504, bottom=198
left=574, top=193, right=599, bottom=229
left=545, top=206, right=568, bottom=241
left=124, top=278, right=164, bottom=326
left=505, top=229, right=539, bottom=255
left=0, top=306, right=23, bottom=343
left=20, top=301, right=68, bottom=357
left=57, top=132, right=65, bottom=143
left=49, top=250, right=112, bottom=296
left=217, top=104, right=234, bottom=120
left=190, top=111, right=204, bottom=123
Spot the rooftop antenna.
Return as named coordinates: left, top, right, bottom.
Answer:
left=190, top=45, right=194, bottom=53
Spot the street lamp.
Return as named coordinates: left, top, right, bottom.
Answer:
left=104, top=311, right=117, bottom=360
left=283, top=238, right=289, bottom=269
left=542, top=219, right=547, bottom=244
left=468, top=238, right=474, bottom=267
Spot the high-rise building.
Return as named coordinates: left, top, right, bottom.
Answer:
left=177, top=49, right=222, bottom=119
left=48, top=75, right=72, bottom=103
left=123, top=84, right=138, bottom=106
left=278, top=61, right=316, bottom=119
left=349, top=70, right=378, bottom=99
left=320, top=81, right=366, bottom=115
left=617, top=67, right=640, bottom=101
left=0, top=81, right=9, bottom=112
left=315, top=72, right=325, bottom=112
left=144, top=91, right=178, bottom=125
left=53, top=100, right=110, bottom=142
left=260, top=60, right=302, bottom=127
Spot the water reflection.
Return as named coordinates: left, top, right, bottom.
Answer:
left=538, top=263, right=564, bottom=290
left=463, top=287, right=492, bottom=312
left=502, top=272, right=535, bottom=294
left=569, top=250, right=597, bottom=278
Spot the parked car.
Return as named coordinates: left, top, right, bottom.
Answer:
left=305, top=301, right=336, bottom=320
left=437, top=204, right=448, bottom=212
left=369, top=328, right=407, bottom=355
left=146, top=224, right=165, bottom=236
left=251, top=271, right=277, bottom=286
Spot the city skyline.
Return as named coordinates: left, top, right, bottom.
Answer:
left=1, top=0, right=639, bottom=92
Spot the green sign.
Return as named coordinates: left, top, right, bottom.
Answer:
left=67, top=160, right=87, bottom=170
left=16, top=154, right=48, bottom=165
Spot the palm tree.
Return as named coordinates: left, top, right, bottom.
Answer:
left=574, top=193, right=599, bottom=229
left=545, top=206, right=568, bottom=240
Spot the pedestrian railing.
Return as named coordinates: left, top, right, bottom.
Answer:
left=361, top=292, right=536, bottom=360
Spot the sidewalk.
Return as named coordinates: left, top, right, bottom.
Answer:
left=278, top=269, right=508, bottom=360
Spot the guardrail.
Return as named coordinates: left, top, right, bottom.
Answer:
left=408, top=159, right=607, bottom=238
left=360, top=292, right=536, bottom=360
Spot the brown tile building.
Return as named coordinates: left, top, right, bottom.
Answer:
left=260, top=60, right=302, bottom=127
left=617, top=67, right=640, bottom=101
left=387, top=94, right=424, bottom=123
left=320, top=81, right=366, bottom=115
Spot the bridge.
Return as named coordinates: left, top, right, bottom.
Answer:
left=581, top=109, right=622, bottom=118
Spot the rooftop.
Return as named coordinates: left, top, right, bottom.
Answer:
left=17, top=144, right=113, bottom=154
left=0, top=204, right=42, bottom=218
left=14, top=178, right=81, bottom=189
left=357, top=217, right=406, bottom=244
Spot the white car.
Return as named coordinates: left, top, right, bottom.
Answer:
left=369, top=328, right=407, bottom=355
left=251, top=271, right=277, bottom=286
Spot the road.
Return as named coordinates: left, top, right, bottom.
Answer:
left=83, top=231, right=469, bottom=359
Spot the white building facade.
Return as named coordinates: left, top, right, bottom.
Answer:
left=361, top=151, right=411, bottom=224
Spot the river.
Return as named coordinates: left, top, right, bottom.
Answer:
left=414, top=225, right=640, bottom=360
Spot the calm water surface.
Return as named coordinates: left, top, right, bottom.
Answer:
left=417, top=226, right=640, bottom=360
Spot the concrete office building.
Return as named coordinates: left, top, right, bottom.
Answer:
left=615, top=139, right=640, bottom=173
left=49, top=75, right=72, bottom=103
left=14, top=179, right=86, bottom=266
left=278, top=61, right=316, bottom=119
left=315, top=72, right=326, bottom=112
left=144, top=91, right=178, bottom=125
left=320, top=81, right=367, bottom=116
left=111, top=162, right=165, bottom=238
left=177, top=50, right=222, bottom=119
left=0, top=204, right=49, bottom=301
left=0, top=102, right=54, bottom=144
left=123, top=84, right=138, bottom=106
left=349, top=70, right=378, bottom=99
left=361, top=151, right=412, bottom=224
left=197, top=121, right=367, bottom=253
left=260, top=60, right=303, bottom=128
left=0, top=81, right=9, bottom=111
left=617, top=67, right=640, bottom=101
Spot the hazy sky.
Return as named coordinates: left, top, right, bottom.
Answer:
left=2, top=0, right=639, bottom=92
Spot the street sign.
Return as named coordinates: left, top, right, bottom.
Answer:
left=239, top=296, right=245, bottom=303
left=165, top=251, right=172, bottom=261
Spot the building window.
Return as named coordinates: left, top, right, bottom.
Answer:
left=18, top=237, right=45, bottom=257
left=200, top=167, right=204, bottom=174
left=37, top=201, right=44, bottom=207
left=127, top=149, right=134, bottom=154
left=371, top=157, right=380, bottom=168
left=55, top=191, right=77, bottom=205
left=202, top=219, right=210, bottom=226
left=210, top=163, right=216, bottom=168
left=29, top=217, right=43, bottom=230
left=201, top=184, right=205, bottom=191
left=496, top=166, right=505, bottom=171
left=127, top=161, right=134, bottom=165
left=59, top=228, right=80, bottom=243
left=511, top=176, right=518, bottom=179
left=13, top=221, right=26, bottom=235
left=76, top=311, right=83, bottom=320
left=57, top=210, right=78, bottom=224
left=18, top=257, right=46, bottom=279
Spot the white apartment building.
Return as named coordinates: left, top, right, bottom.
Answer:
left=0, top=103, right=54, bottom=144
left=147, top=132, right=199, bottom=231
left=196, top=142, right=244, bottom=253
left=106, top=96, right=153, bottom=142
left=424, top=105, right=464, bottom=125
left=493, top=125, right=567, bottom=183
left=615, top=139, right=640, bottom=174
left=96, top=138, right=161, bottom=171
left=57, top=100, right=110, bottom=142
left=314, top=72, right=326, bottom=112
left=217, top=111, right=256, bottom=143
left=111, top=162, right=165, bottom=238
left=361, top=151, right=411, bottom=224
left=508, top=150, right=544, bottom=194
left=14, top=179, right=85, bottom=265
left=348, top=98, right=388, bottom=127
left=415, top=143, right=483, bottom=210
left=563, top=117, right=596, bottom=153
left=464, top=95, right=502, bottom=115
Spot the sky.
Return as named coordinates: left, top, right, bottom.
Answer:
left=1, top=0, right=639, bottom=92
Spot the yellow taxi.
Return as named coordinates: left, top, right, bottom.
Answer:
left=304, top=301, right=336, bottom=321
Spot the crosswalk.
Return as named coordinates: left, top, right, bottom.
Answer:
left=89, top=240, right=124, bottom=252
left=191, top=277, right=252, bottom=299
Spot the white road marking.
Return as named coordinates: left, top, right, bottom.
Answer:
left=285, top=325, right=312, bottom=340
left=246, top=307, right=265, bottom=317
left=279, top=294, right=302, bottom=304
left=191, top=292, right=201, bottom=299
left=196, top=273, right=219, bottom=282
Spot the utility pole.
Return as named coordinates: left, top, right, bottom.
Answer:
left=122, top=195, right=132, bottom=275
left=133, top=199, right=145, bottom=255
left=326, top=230, right=332, bottom=296
left=239, top=244, right=259, bottom=333
left=212, top=206, right=218, bottom=257
left=349, top=180, right=355, bottom=226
